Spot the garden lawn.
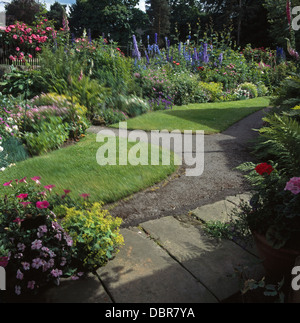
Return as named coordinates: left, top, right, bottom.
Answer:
left=0, top=134, right=177, bottom=204
left=111, top=97, right=271, bottom=134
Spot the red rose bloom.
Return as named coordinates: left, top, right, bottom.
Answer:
left=255, top=163, right=274, bottom=175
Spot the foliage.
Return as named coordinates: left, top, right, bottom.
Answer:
left=271, top=74, right=300, bottom=112
left=0, top=67, right=37, bottom=98
left=93, top=108, right=128, bottom=126
left=146, top=0, right=171, bottom=45
left=238, top=82, right=258, bottom=99
left=22, top=116, right=69, bottom=156
left=69, top=0, right=139, bottom=46
left=61, top=202, right=124, bottom=272
left=253, top=114, right=300, bottom=176
left=199, top=81, right=223, bottom=102
left=5, top=0, right=46, bottom=25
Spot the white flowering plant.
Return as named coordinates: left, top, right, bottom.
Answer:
left=0, top=103, right=21, bottom=172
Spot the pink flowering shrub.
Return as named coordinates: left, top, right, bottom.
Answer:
left=3, top=18, right=56, bottom=63
left=0, top=177, right=82, bottom=297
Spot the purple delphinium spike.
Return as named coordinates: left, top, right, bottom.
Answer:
left=145, top=50, right=150, bottom=64
left=218, top=53, right=223, bottom=66
left=155, top=33, right=158, bottom=44
left=132, top=35, right=141, bottom=60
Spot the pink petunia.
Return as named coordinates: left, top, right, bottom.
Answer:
left=20, top=202, right=32, bottom=207
left=31, top=176, right=41, bottom=184
left=13, top=218, right=24, bottom=224
left=0, top=257, right=9, bottom=268
left=17, top=193, right=28, bottom=199
left=80, top=193, right=90, bottom=200
left=36, top=201, right=50, bottom=209
left=285, top=177, right=300, bottom=195
left=3, top=181, right=13, bottom=187
left=44, top=185, right=55, bottom=192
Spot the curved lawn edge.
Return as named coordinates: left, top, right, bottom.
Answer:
left=0, top=134, right=177, bottom=204
left=110, top=97, right=271, bottom=134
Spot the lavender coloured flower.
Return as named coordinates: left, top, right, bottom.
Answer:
left=218, top=53, right=223, bottom=66
left=132, top=35, right=141, bottom=60
left=155, top=33, right=158, bottom=44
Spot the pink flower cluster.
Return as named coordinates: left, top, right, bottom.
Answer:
left=285, top=177, right=300, bottom=195
left=4, top=19, right=55, bottom=63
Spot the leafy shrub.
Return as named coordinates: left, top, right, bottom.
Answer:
left=252, top=114, right=300, bottom=176
left=198, top=81, right=224, bottom=102
left=31, top=93, right=88, bottom=117
left=256, top=82, right=269, bottom=97
left=22, top=116, right=69, bottom=156
left=271, top=74, right=300, bottom=112
left=61, top=203, right=124, bottom=272
left=93, top=108, right=128, bottom=125
left=238, top=82, right=258, bottom=98
left=171, top=72, right=202, bottom=105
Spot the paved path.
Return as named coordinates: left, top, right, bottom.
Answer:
left=88, top=108, right=270, bottom=228
left=3, top=108, right=270, bottom=303
left=39, top=108, right=270, bottom=303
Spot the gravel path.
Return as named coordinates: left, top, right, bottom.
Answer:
left=88, top=107, right=270, bottom=228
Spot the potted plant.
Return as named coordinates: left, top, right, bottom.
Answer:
left=233, top=162, right=300, bottom=281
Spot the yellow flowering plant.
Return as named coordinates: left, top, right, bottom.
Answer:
left=61, top=203, right=124, bottom=273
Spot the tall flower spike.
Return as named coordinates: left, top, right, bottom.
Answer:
left=132, top=35, right=141, bottom=61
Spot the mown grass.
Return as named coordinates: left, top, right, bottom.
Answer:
left=111, top=97, right=271, bottom=134
left=0, top=133, right=177, bottom=204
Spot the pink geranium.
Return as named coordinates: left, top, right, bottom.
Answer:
left=285, top=177, right=300, bottom=195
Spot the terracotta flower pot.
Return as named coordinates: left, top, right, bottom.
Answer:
left=253, top=231, right=300, bottom=281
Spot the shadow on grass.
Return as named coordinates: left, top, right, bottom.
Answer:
left=162, top=106, right=266, bottom=133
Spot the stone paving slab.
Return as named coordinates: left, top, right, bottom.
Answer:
left=42, top=273, right=112, bottom=303
left=191, top=194, right=260, bottom=257
left=97, top=228, right=218, bottom=303
left=140, top=216, right=265, bottom=301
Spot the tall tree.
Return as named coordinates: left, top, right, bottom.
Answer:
left=169, top=0, right=207, bottom=43
left=146, top=0, right=171, bottom=45
left=203, top=0, right=272, bottom=47
left=69, top=0, right=139, bottom=46
left=47, top=1, right=66, bottom=30
left=5, top=0, right=46, bottom=25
